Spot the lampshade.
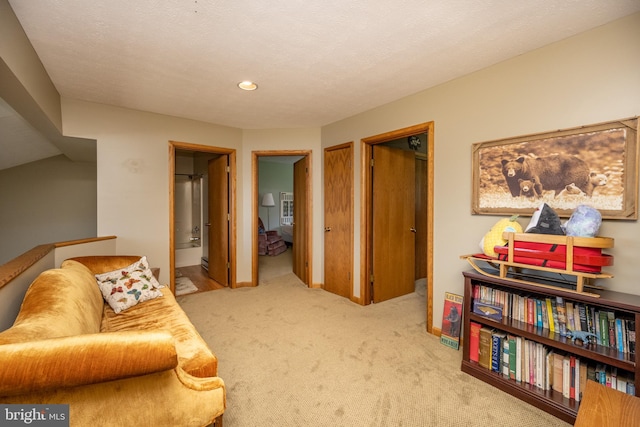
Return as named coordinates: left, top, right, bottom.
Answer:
left=261, top=193, right=275, bottom=207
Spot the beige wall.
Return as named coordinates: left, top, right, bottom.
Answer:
left=61, top=100, right=243, bottom=284
left=322, top=13, right=640, bottom=327
left=0, top=155, right=97, bottom=264
left=61, top=100, right=324, bottom=285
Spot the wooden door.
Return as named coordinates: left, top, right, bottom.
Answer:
left=372, top=146, right=415, bottom=303
left=207, top=155, right=229, bottom=286
left=292, top=157, right=308, bottom=285
left=415, top=155, right=428, bottom=280
left=324, top=144, right=353, bottom=299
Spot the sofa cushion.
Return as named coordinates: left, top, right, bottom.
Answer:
left=94, top=256, right=164, bottom=314
left=101, top=287, right=218, bottom=377
left=0, top=260, right=103, bottom=345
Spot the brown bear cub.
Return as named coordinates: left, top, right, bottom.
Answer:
left=501, top=154, right=590, bottom=197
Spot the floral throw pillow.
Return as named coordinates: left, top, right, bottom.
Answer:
left=95, top=256, right=164, bottom=314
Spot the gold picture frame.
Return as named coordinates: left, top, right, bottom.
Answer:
left=471, top=117, right=638, bottom=220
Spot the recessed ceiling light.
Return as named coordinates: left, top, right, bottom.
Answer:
left=238, top=81, right=258, bottom=91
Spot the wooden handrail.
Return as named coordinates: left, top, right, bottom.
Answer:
left=0, top=236, right=116, bottom=289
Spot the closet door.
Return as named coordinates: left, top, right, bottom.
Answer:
left=324, top=144, right=353, bottom=299
left=292, top=156, right=309, bottom=285
left=207, top=155, right=229, bottom=286
left=371, top=146, right=415, bottom=302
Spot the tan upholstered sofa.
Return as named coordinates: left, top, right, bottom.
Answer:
left=0, top=256, right=225, bottom=427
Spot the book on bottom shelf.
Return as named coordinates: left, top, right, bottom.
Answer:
left=508, top=335, right=517, bottom=380
left=470, top=322, right=637, bottom=400
left=491, top=331, right=507, bottom=373
left=552, top=353, right=564, bottom=394
left=478, top=327, right=493, bottom=370
left=469, top=322, right=481, bottom=363
left=502, top=336, right=510, bottom=377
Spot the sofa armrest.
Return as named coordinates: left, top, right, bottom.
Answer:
left=2, top=368, right=226, bottom=427
left=0, top=330, right=177, bottom=396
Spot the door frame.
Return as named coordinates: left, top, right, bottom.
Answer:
left=252, top=150, right=312, bottom=287
left=169, top=140, right=237, bottom=294
left=361, top=122, right=434, bottom=332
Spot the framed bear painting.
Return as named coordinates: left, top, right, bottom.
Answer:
left=471, top=117, right=638, bottom=220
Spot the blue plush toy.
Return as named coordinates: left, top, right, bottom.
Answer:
left=565, top=205, right=602, bottom=237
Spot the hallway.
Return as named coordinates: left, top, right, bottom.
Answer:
left=175, top=247, right=293, bottom=294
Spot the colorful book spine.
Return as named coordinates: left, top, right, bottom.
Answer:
left=502, top=336, right=510, bottom=377
left=628, top=319, right=636, bottom=356
left=535, top=299, right=543, bottom=328
left=574, top=357, right=581, bottom=402
left=508, top=335, right=517, bottom=380
left=478, top=327, right=493, bottom=370
left=608, top=312, right=616, bottom=348
left=491, top=331, right=506, bottom=373
left=569, top=356, right=576, bottom=400
left=551, top=298, right=559, bottom=335
left=565, top=301, right=575, bottom=332
left=556, top=297, right=567, bottom=336
left=573, top=304, right=582, bottom=332
left=562, top=356, right=570, bottom=398
left=469, top=322, right=481, bottom=363
left=578, top=304, right=588, bottom=333
left=598, top=311, right=609, bottom=347
left=546, top=298, right=555, bottom=333
left=527, top=298, right=535, bottom=325
left=541, top=300, right=549, bottom=330
left=616, top=318, right=625, bottom=354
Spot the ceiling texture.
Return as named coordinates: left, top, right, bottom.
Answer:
left=3, top=0, right=640, bottom=170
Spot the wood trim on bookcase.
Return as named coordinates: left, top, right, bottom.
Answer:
left=461, top=270, right=640, bottom=424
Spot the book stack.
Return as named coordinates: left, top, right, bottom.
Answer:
left=468, top=327, right=637, bottom=398
left=472, top=284, right=637, bottom=354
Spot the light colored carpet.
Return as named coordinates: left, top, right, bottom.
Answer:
left=175, top=276, right=198, bottom=296
left=258, top=246, right=294, bottom=282
left=178, top=268, right=571, bottom=427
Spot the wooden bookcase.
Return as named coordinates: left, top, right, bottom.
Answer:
left=461, top=270, right=640, bottom=424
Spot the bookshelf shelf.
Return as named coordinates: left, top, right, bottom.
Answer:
left=461, top=270, right=640, bottom=424
left=467, top=313, right=636, bottom=371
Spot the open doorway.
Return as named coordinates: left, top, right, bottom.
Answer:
left=169, top=141, right=236, bottom=295
left=252, top=151, right=312, bottom=287
left=361, top=122, right=434, bottom=332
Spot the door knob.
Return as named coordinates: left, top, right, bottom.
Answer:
left=410, top=227, right=417, bottom=233
left=324, top=227, right=332, bottom=232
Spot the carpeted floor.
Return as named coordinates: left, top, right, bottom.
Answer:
left=177, top=260, right=571, bottom=427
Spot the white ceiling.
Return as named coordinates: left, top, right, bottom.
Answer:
left=4, top=1, right=640, bottom=169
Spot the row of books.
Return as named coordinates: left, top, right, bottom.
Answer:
left=472, top=284, right=636, bottom=355
left=469, top=323, right=637, bottom=399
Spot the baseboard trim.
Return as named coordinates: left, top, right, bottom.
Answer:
left=234, top=281, right=255, bottom=288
